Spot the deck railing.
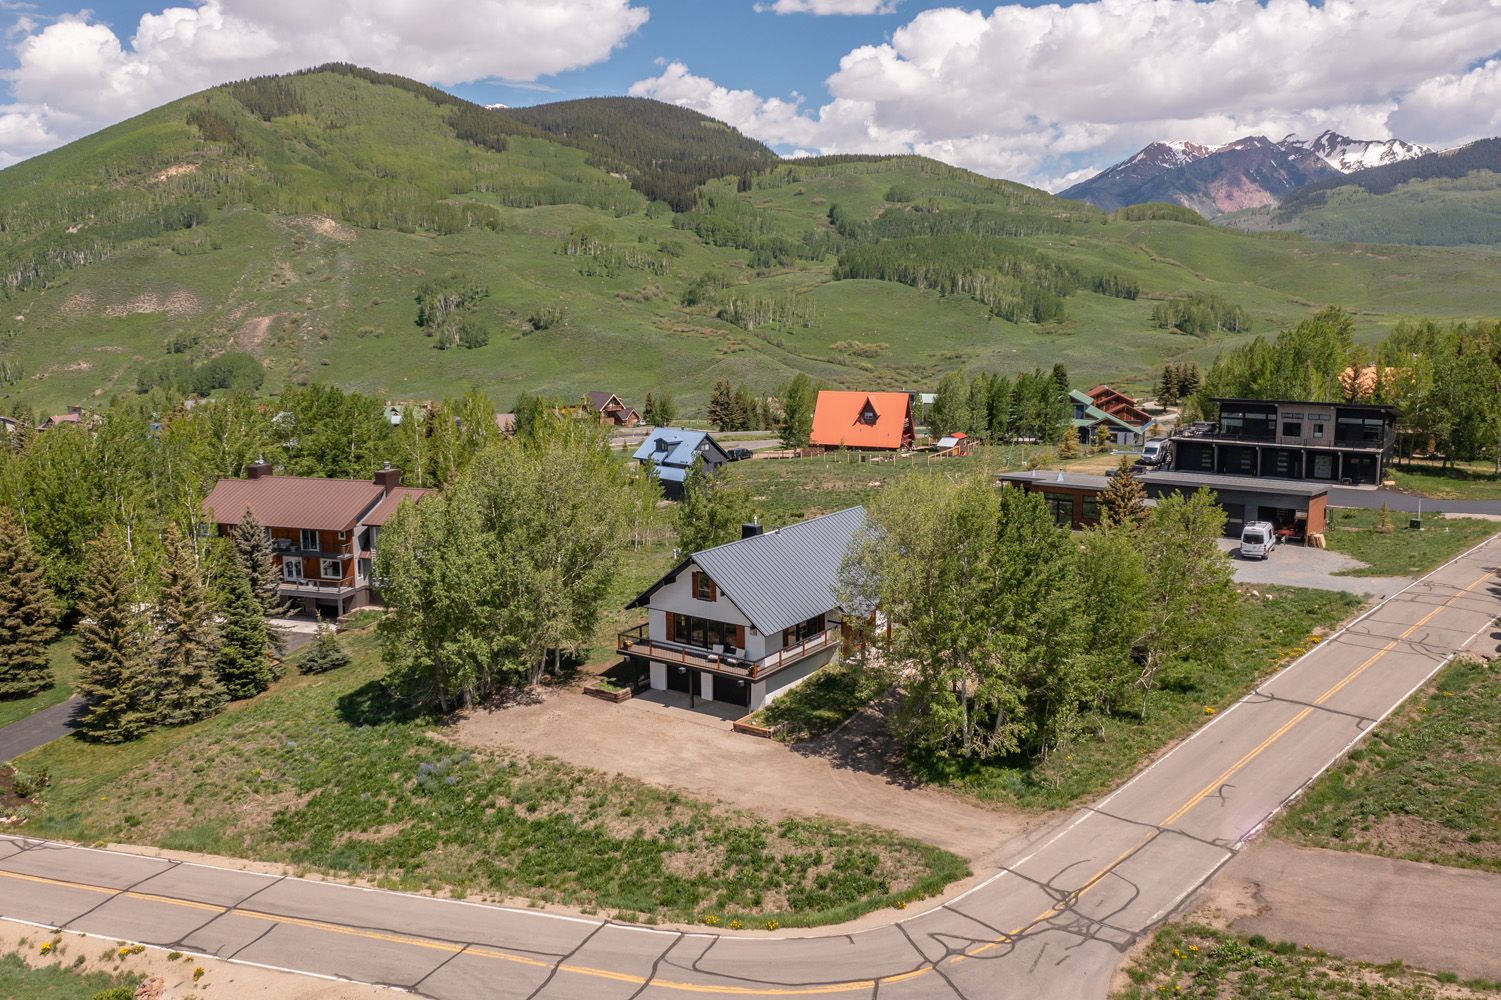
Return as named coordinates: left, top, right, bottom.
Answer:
left=617, top=624, right=841, bottom=680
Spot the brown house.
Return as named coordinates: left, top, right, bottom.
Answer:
left=1085, top=385, right=1153, bottom=427
left=586, top=391, right=642, bottom=427
left=202, top=461, right=431, bottom=619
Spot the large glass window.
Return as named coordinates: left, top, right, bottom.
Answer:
left=283, top=557, right=302, bottom=581
left=1080, top=496, right=1101, bottom=523
left=300, top=529, right=319, bottom=551
left=320, top=558, right=342, bottom=579
left=1282, top=422, right=1302, bottom=438
left=786, top=614, right=827, bottom=644
left=1042, top=491, right=1074, bottom=527
left=673, top=614, right=738, bottom=649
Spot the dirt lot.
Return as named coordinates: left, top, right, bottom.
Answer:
left=0, top=919, right=394, bottom=1000
left=1186, top=839, right=1501, bottom=983
left=449, top=688, right=1042, bottom=865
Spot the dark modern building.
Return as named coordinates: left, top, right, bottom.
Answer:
left=997, top=468, right=1329, bottom=539
left=1170, top=398, right=1400, bottom=485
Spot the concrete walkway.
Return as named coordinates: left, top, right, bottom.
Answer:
left=1217, top=538, right=1412, bottom=598
left=0, top=697, right=83, bottom=761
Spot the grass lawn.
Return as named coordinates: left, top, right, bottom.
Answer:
left=753, top=657, right=891, bottom=743
left=17, top=626, right=968, bottom=929
left=903, top=586, right=1364, bottom=811
left=0, top=639, right=79, bottom=732
left=0, top=949, right=141, bottom=1000
left=1388, top=461, right=1501, bottom=502
left=1322, top=508, right=1498, bottom=577
left=1113, top=923, right=1501, bottom=998
left=1275, top=656, right=1501, bottom=874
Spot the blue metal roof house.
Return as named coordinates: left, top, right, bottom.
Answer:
left=632, top=428, right=731, bottom=500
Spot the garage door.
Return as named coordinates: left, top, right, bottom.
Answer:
left=711, top=673, right=751, bottom=708
left=666, top=664, right=693, bottom=693
left=1221, top=502, right=1246, bottom=538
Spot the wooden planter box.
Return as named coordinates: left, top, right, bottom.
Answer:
left=583, top=683, right=632, bottom=703
left=732, top=715, right=774, bottom=738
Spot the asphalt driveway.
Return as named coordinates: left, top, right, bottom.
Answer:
left=1217, top=538, right=1412, bottom=597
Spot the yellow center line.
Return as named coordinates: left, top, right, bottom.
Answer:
left=1, top=569, right=1492, bottom=996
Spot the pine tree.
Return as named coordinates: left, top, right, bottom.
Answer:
left=1057, top=431, right=1080, bottom=459
left=218, top=567, right=274, bottom=699
left=1100, top=467, right=1149, bottom=526
left=74, top=528, right=152, bottom=743
left=232, top=507, right=283, bottom=615
left=1051, top=362, right=1070, bottom=397
left=1158, top=364, right=1181, bottom=405
left=1092, top=425, right=1112, bottom=454
left=153, top=525, right=225, bottom=726
left=707, top=378, right=736, bottom=431
left=300, top=616, right=352, bottom=674
left=0, top=508, right=59, bottom=697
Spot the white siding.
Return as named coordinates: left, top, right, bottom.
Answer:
left=646, top=560, right=752, bottom=642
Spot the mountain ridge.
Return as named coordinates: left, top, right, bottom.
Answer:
left=1062, top=130, right=1430, bottom=217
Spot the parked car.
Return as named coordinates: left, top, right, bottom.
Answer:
left=1240, top=521, right=1277, bottom=560
left=1140, top=438, right=1171, bottom=466
left=726, top=447, right=754, bottom=461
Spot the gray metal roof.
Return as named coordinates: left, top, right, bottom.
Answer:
left=1139, top=470, right=1331, bottom=497
left=998, top=470, right=1114, bottom=490
left=629, top=506, right=867, bottom=634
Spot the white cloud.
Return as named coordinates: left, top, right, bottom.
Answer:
left=635, top=0, right=1501, bottom=190
left=0, top=0, right=647, bottom=163
left=754, top=0, right=897, bottom=14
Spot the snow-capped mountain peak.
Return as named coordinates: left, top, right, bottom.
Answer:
left=1279, top=130, right=1431, bottom=173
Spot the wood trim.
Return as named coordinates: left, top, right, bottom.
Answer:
left=709, top=579, right=718, bottom=602
left=734, top=624, right=745, bottom=650
left=666, top=614, right=676, bottom=642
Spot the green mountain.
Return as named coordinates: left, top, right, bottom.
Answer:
left=1217, top=138, right=1501, bottom=247
left=1, top=66, right=1499, bottom=415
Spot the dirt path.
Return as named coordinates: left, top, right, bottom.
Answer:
left=449, top=689, right=1040, bottom=862
left=1195, top=840, right=1501, bottom=982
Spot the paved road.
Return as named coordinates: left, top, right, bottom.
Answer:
left=1329, top=486, right=1500, bottom=515
left=0, top=697, right=82, bottom=761
left=3, top=534, right=1500, bottom=998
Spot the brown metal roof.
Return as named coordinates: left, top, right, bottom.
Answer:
left=360, top=487, right=432, bottom=527
left=202, top=476, right=386, bottom=532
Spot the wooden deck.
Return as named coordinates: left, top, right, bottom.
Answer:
left=616, top=625, right=841, bottom=680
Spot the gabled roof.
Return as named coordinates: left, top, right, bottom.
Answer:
left=586, top=391, right=625, bottom=412
left=810, top=391, right=913, bottom=449
left=632, top=428, right=728, bottom=468
left=628, top=507, right=867, bottom=635
left=361, top=486, right=434, bottom=527
left=203, top=476, right=386, bottom=532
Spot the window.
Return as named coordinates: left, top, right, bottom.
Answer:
left=337, top=531, right=347, bottom=541
left=1313, top=423, right=1325, bottom=439
left=321, top=559, right=342, bottom=579
left=300, top=529, right=318, bottom=551
left=695, top=574, right=714, bottom=601
left=1282, top=422, right=1302, bottom=438
left=860, top=403, right=877, bottom=425
left=786, top=614, right=826, bottom=644
left=1080, top=496, right=1101, bottom=523
left=282, top=557, right=303, bottom=582
left=1042, top=491, right=1074, bottom=527
left=672, top=614, right=737, bottom=649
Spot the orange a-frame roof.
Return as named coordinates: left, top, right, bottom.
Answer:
left=810, top=391, right=914, bottom=450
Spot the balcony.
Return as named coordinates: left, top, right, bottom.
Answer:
left=617, top=623, right=842, bottom=680
left=280, top=578, right=356, bottom=596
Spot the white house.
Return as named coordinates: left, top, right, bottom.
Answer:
left=618, top=507, right=867, bottom=711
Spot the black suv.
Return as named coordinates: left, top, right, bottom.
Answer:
left=727, top=447, right=754, bottom=461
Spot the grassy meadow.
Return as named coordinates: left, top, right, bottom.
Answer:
left=16, top=625, right=968, bottom=929
left=1113, top=923, right=1501, bottom=999
left=1321, top=508, right=1499, bottom=577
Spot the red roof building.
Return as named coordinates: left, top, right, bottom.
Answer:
left=1085, top=385, right=1153, bottom=427
left=202, top=462, right=431, bottom=618
left=810, top=391, right=915, bottom=451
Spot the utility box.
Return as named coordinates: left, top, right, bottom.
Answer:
left=1409, top=517, right=1423, bottom=530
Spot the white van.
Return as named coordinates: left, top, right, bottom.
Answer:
left=1240, top=521, right=1277, bottom=560
left=1140, top=439, right=1169, bottom=466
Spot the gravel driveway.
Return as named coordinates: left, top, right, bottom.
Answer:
left=1217, top=538, right=1411, bottom=598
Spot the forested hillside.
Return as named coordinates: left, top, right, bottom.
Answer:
left=1, top=65, right=1499, bottom=415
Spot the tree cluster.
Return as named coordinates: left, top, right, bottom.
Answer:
left=415, top=274, right=491, bottom=350
left=925, top=366, right=1072, bottom=444
left=842, top=477, right=1239, bottom=761
left=1151, top=293, right=1250, bottom=337
left=707, top=378, right=774, bottom=432
left=374, top=416, right=641, bottom=712
left=1155, top=362, right=1202, bottom=406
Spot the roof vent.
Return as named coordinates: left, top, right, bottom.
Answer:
left=1056, top=469, right=1064, bottom=482
left=741, top=520, right=763, bottom=540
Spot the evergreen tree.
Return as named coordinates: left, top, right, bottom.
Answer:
left=1157, top=364, right=1181, bottom=405
left=1057, top=430, right=1080, bottom=459
left=232, top=507, right=282, bottom=615
left=1051, top=362, right=1070, bottom=397
left=73, top=528, right=151, bottom=743
left=1100, top=467, right=1148, bottom=526
left=732, top=383, right=756, bottom=432
left=1092, top=425, right=1112, bottom=453
left=153, top=525, right=225, bottom=726
left=300, top=616, right=352, bottom=674
left=218, top=567, right=274, bottom=698
left=707, top=378, right=736, bottom=431
left=0, top=508, right=59, bottom=697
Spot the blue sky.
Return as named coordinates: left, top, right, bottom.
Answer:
left=2, top=1, right=1499, bottom=187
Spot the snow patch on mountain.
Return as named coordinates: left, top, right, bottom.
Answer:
left=1279, top=130, right=1431, bottom=173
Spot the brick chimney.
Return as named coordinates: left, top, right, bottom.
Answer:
left=373, top=462, right=402, bottom=494
left=246, top=457, right=274, bottom=480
